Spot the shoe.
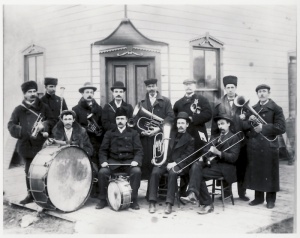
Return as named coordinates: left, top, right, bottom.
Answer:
left=130, top=200, right=140, bottom=210
left=180, top=192, right=197, bottom=205
left=95, top=200, right=107, bottom=209
left=239, top=195, right=250, bottom=201
left=249, top=199, right=264, bottom=206
left=197, top=204, right=214, bottom=214
left=20, top=193, right=34, bottom=205
left=164, top=203, right=172, bottom=214
left=149, top=202, right=156, bottom=213
left=266, top=202, right=275, bottom=209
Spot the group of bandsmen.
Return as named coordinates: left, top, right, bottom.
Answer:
left=8, top=75, right=286, bottom=214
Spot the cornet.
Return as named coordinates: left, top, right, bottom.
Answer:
left=31, top=113, right=42, bottom=138
left=87, top=113, right=103, bottom=136
left=152, top=123, right=172, bottom=166
left=190, top=99, right=201, bottom=114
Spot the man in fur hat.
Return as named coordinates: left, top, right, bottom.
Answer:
left=8, top=81, right=55, bottom=205
left=41, top=77, right=68, bottom=125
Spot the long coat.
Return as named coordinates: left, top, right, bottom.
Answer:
left=203, top=131, right=241, bottom=184
left=173, top=94, right=212, bottom=151
left=40, top=93, right=68, bottom=124
left=136, top=92, right=175, bottom=179
left=72, top=98, right=103, bottom=165
left=243, top=99, right=285, bottom=192
left=101, top=100, right=133, bottom=132
left=99, top=127, right=143, bottom=170
left=7, top=98, right=55, bottom=159
left=51, top=120, right=93, bottom=157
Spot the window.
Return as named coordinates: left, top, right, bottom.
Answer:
left=23, top=45, right=45, bottom=97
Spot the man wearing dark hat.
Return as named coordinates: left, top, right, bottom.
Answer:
left=242, top=84, right=285, bottom=209
left=45, top=110, right=93, bottom=156
left=148, top=112, right=194, bottom=214
left=135, top=78, right=175, bottom=192
left=180, top=114, right=241, bottom=214
left=41, top=77, right=68, bottom=125
left=96, top=107, right=143, bottom=210
left=102, top=81, right=133, bottom=131
left=211, top=75, right=249, bottom=201
left=8, top=80, right=55, bottom=205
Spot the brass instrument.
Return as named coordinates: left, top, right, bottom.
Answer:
left=131, top=102, right=164, bottom=132
left=59, top=86, right=65, bottom=115
left=190, top=99, right=201, bottom=114
left=234, top=96, right=277, bottom=141
left=87, top=113, right=103, bottom=136
left=152, top=123, right=172, bottom=166
left=172, top=131, right=245, bottom=173
left=31, top=113, right=42, bottom=138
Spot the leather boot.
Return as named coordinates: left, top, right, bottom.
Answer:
left=164, top=203, right=172, bottom=214
left=20, top=192, right=34, bottom=205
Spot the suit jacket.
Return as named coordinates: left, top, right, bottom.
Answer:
left=99, top=127, right=143, bottom=170
left=8, top=98, right=55, bottom=159
left=51, top=121, right=93, bottom=157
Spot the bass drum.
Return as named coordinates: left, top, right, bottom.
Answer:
left=29, top=145, right=93, bottom=212
left=107, top=177, right=132, bottom=211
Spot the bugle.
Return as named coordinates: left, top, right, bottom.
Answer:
left=172, top=131, right=245, bottom=173
left=152, top=123, right=172, bottom=166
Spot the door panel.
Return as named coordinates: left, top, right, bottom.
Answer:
left=106, top=58, right=155, bottom=107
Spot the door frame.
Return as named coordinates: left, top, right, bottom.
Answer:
left=99, top=46, right=162, bottom=106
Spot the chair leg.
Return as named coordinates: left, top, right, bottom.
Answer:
left=220, top=180, right=225, bottom=211
left=230, top=184, right=234, bottom=205
left=212, top=179, right=216, bottom=202
left=177, top=176, right=181, bottom=208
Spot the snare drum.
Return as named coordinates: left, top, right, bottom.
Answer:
left=29, top=145, right=93, bottom=212
left=107, top=177, right=132, bottom=211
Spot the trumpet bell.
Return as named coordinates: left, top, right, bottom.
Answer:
left=234, top=96, right=248, bottom=107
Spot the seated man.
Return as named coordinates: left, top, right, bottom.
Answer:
left=148, top=112, right=194, bottom=214
left=180, top=114, right=241, bottom=214
left=96, top=107, right=143, bottom=210
left=45, top=110, right=93, bottom=157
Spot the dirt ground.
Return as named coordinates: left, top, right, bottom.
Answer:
left=3, top=201, right=294, bottom=234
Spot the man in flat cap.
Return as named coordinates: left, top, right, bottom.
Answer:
left=8, top=81, right=55, bottom=205
left=173, top=79, right=212, bottom=196
left=45, top=110, right=93, bottom=156
left=211, top=75, right=249, bottom=201
left=242, top=84, right=285, bottom=209
left=134, top=78, right=175, bottom=197
left=72, top=82, right=104, bottom=197
left=102, top=81, right=133, bottom=132
left=97, top=107, right=143, bottom=210
left=181, top=114, right=241, bottom=214
left=148, top=112, right=194, bottom=214
left=40, top=77, right=68, bottom=125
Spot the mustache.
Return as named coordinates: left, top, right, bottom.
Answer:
left=117, top=123, right=123, bottom=125
left=87, top=96, right=92, bottom=99
left=29, top=95, right=37, bottom=99
left=178, top=127, right=183, bottom=129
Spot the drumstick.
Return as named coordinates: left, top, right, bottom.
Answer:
left=107, top=164, right=131, bottom=166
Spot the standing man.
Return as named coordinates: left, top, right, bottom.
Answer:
left=45, top=110, right=93, bottom=157
left=135, top=79, right=175, bottom=184
left=148, top=112, right=194, bottom=214
left=102, top=81, right=133, bottom=131
left=243, top=84, right=285, bottom=209
left=72, top=82, right=103, bottom=166
left=97, top=107, right=143, bottom=210
left=180, top=115, right=241, bottom=214
left=40, top=77, right=68, bottom=124
left=8, top=81, right=55, bottom=205
left=173, top=79, right=212, bottom=195
left=211, top=75, right=249, bottom=201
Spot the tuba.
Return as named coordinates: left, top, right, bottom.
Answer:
left=152, top=122, right=172, bottom=166
left=130, top=103, right=164, bottom=132
left=87, top=113, right=103, bottom=136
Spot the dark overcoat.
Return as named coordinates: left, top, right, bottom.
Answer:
left=99, top=127, right=143, bottom=170
left=136, top=92, right=175, bottom=179
left=243, top=99, right=285, bottom=192
left=204, top=131, right=241, bottom=184
left=51, top=121, right=93, bottom=157
left=101, top=100, right=133, bottom=131
left=40, top=93, right=68, bottom=124
left=8, top=98, right=55, bottom=159
left=173, top=94, right=212, bottom=150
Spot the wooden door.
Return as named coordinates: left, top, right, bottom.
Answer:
left=106, top=57, right=155, bottom=106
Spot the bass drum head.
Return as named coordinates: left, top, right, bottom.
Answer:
left=47, top=146, right=92, bottom=212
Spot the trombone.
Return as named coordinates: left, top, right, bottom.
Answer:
left=172, top=131, right=245, bottom=174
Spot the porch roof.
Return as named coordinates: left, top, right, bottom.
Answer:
left=93, top=18, right=168, bottom=46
